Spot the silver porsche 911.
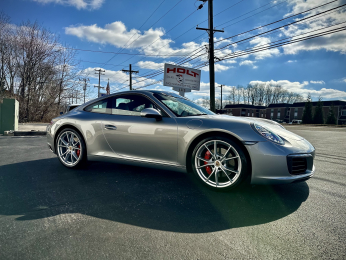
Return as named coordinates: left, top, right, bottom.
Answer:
left=47, top=90, right=315, bottom=191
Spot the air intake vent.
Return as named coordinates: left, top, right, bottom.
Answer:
left=287, top=156, right=308, bottom=175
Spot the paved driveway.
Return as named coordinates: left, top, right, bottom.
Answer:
left=0, top=126, right=345, bottom=259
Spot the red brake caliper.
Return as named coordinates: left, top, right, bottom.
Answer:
left=204, top=151, right=212, bottom=175
left=76, top=144, right=80, bottom=157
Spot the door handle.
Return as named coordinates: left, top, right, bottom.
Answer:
left=104, top=124, right=117, bottom=130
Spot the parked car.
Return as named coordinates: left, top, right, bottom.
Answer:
left=289, top=120, right=302, bottom=124
left=47, top=90, right=315, bottom=191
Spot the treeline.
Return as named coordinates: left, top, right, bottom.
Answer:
left=302, top=96, right=337, bottom=124
left=0, top=13, right=82, bottom=122
left=196, top=83, right=305, bottom=109
left=226, top=83, right=304, bottom=106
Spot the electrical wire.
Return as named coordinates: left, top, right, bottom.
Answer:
left=216, top=0, right=289, bottom=29
left=107, top=1, right=344, bottom=92
left=216, top=2, right=346, bottom=51
left=132, top=23, right=346, bottom=90
left=103, top=0, right=167, bottom=64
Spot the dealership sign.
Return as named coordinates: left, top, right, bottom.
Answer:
left=163, top=64, right=201, bottom=91
left=172, top=87, right=191, bottom=92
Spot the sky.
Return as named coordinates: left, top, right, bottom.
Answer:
left=1, top=0, right=346, bottom=102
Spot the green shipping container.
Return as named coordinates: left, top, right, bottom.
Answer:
left=0, top=99, right=19, bottom=134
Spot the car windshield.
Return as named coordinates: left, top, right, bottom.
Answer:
left=154, top=93, right=215, bottom=117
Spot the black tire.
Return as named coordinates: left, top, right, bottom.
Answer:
left=191, top=136, right=249, bottom=191
left=56, top=128, right=87, bottom=168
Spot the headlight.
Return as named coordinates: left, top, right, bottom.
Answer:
left=252, top=123, right=284, bottom=145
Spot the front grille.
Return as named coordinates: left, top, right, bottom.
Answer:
left=287, top=154, right=313, bottom=175
left=290, top=157, right=307, bottom=175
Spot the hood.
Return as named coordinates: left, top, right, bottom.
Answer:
left=201, top=114, right=305, bottom=142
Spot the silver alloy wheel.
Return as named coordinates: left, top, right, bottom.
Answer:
left=57, top=131, right=82, bottom=167
left=194, top=140, right=242, bottom=188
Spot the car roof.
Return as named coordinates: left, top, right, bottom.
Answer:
left=109, top=90, right=177, bottom=96
left=79, top=90, right=184, bottom=109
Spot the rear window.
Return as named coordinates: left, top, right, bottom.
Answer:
left=84, top=98, right=111, bottom=114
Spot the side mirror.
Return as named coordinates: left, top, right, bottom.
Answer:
left=60, top=112, right=63, bottom=115
left=141, top=108, right=162, bottom=121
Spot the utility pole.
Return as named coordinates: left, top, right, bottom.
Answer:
left=197, top=0, right=224, bottom=112
left=94, top=85, right=105, bottom=98
left=218, top=84, right=224, bottom=110
left=122, top=64, right=139, bottom=90
left=94, top=69, right=105, bottom=98
left=80, top=78, right=89, bottom=103
left=95, top=68, right=105, bottom=87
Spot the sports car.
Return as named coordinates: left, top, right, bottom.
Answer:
left=47, top=90, right=315, bottom=191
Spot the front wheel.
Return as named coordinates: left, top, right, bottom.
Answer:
left=56, top=128, right=87, bottom=168
left=191, top=136, right=249, bottom=191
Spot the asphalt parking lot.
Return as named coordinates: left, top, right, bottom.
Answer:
left=0, top=126, right=345, bottom=259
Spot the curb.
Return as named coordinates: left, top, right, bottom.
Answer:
left=14, top=131, right=47, bottom=136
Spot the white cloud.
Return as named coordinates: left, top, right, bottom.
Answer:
left=65, top=21, right=211, bottom=58
left=239, top=60, right=258, bottom=69
left=310, top=80, right=325, bottom=84
left=281, top=0, right=346, bottom=54
left=343, top=78, right=346, bottom=83
left=222, top=59, right=237, bottom=64
left=249, top=37, right=280, bottom=59
left=65, top=20, right=239, bottom=64
left=32, top=0, right=104, bottom=10
left=201, top=64, right=233, bottom=72
left=249, top=79, right=346, bottom=100
left=185, top=82, right=236, bottom=99
left=137, top=61, right=166, bottom=70
left=65, top=22, right=170, bottom=51
left=287, top=60, right=297, bottom=63
left=239, top=60, right=254, bottom=66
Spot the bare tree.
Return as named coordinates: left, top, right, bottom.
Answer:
left=0, top=14, right=80, bottom=122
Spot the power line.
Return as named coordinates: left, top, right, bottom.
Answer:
left=116, top=3, right=200, bottom=68
left=64, top=47, right=192, bottom=56
left=213, top=0, right=247, bottom=17
left=113, top=0, right=183, bottom=63
left=117, top=0, right=287, bottom=79
left=104, top=0, right=167, bottom=64
left=216, top=2, right=346, bottom=51
left=132, top=23, right=346, bottom=90
left=216, top=0, right=289, bottom=29
left=114, top=0, right=245, bottom=74
left=197, top=25, right=346, bottom=68
left=107, top=1, right=345, bottom=93
left=77, top=60, right=140, bottom=67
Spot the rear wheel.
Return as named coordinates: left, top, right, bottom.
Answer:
left=56, top=128, right=86, bottom=168
left=191, top=136, right=249, bottom=191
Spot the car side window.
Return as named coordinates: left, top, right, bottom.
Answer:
left=111, top=94, right=164, bottom=117
left=84, top=98, right=111, bottom=114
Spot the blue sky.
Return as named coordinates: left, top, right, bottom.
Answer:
left=2, top=0, right=346, bottom=102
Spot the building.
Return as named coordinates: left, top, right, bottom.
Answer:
left=224, top=104, right=266, bottom=118
left=290, top=100, right=346, bottom=124
left=266, top=103, right=293, bottom=123
left=223, top=100, right=346, bottom=124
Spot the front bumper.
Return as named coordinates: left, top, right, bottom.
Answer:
left=246, top=139, right=315, bottom=185
left=46, top=124, right=56, bottom=154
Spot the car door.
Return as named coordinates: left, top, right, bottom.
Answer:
left=102, top=93, right=178, bottom=165
left=82, top=97, right=114, bottom=156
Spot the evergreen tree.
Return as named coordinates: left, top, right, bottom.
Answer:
left=302, top=95, right=313, bottom=124
left=326, top=103, right=337, bottom=125
left=313, top=97, right=324, bottom=124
